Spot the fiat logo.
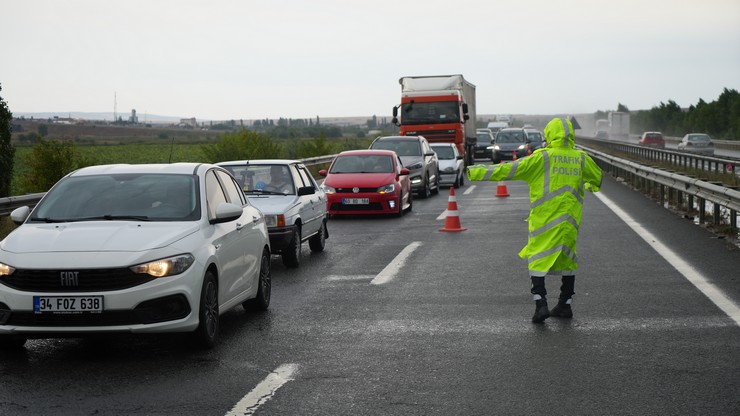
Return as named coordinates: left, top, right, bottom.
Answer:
left=352, top=187, right=359, bottom=193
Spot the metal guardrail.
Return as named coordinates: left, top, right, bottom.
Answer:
left=577, top=136, right=740, bottom=176
left=581, top=145, right=740, bottom=230
left=0, top=157, right=339, bottom=218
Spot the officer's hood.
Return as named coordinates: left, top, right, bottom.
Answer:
left=544, top=118, right=575, bottom=149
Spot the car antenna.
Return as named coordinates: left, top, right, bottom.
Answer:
left=168, top=136, right=175, bottom=163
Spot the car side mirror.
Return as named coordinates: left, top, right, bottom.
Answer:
left=399, top=168, right=410, bottom=176
left=319, top=169, right=327, bottom=177
left=425, top=152, right=436, bottom=157
left=456, top=155, right=463, bottom=160
left=10, top=206, right=31, bottom=225
left=297, top=186, right=315, bottom=196
left=211, top=202, right=243, bottom=224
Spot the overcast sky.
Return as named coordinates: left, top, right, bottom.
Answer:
left=2, top=0, right=739, bottom=121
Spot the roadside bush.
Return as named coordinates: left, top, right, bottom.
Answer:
left=20, top=138, right=93, bottom=193
left=200, top=129, right=283, bottom=163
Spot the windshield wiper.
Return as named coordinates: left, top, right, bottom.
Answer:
left=244, top=189, right=286, bottom=195
left=75, top=215, right=151, bottom=222
left=29, top=217, right=67, bottom=223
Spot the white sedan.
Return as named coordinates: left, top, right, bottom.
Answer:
left=0, top=163, right=271, bottom=349
left=431, top=143, right=465, bottom=188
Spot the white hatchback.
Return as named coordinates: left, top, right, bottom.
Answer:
left=0, top=163, right=271, bottom=349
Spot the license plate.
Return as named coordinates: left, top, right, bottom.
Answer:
left=33, top=296, right=104, bottom=314
left=343, top=198, right=369, bottom=205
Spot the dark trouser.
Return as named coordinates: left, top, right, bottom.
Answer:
left=531, top=275, right=575, bottom=302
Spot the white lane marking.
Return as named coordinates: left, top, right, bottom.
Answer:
left=463, top=185, right=476, bottom=195
left=370, top=242, right=422, bottom=285
left=225, top=363, right=298, bottom=416
left=594, top=192, right=740, bottom=326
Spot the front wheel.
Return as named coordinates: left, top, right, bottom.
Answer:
left=308, top=221, right=327, bottom=252
left=0, top=335, right=27, bottom=350
left=282, top=228, right=301, bottom=268
left=244, top=248, right=271, bottom=311
left=193, top=271, right=219, bottom=349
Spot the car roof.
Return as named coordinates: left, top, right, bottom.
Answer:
left=430, top=143, right=454, bottom=147
left=499, top=128, right=525, bottom=132
left=338, top=149, right=398, bottom=157
left=216, top=159, right=301, bottom=166
left=373, top=135, right=425, bottom=142
left=68, top=163, right=213, bottom=177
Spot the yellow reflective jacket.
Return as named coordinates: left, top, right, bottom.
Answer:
left=467, top=118, right=602, bottom=276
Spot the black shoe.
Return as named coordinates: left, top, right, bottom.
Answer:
left=550, top=302, right=573, bottom=319
left=532, top=299, right=550, bottom=323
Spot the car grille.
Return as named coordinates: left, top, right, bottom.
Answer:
left=330, top=203, right=383, bottom=211
left=4, top=310, right=142, bottom=327
left=0, top=268, right=156, bottom=292
left=335, top=188, right=377, bottom=193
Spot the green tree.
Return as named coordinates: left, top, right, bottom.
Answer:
left=0, top=84, right=14, bottom=197
left=295, top=133, right=337, bottom=158
left=21, top=138, right=87, bottom=193
left=200, top=129, right=283, bottom=163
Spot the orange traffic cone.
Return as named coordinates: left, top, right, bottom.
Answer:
left=495, top=181, right=510, bottom=197
left=439, top=187, right=467, bottom=232
left=512, top=150, right=518, bottom=161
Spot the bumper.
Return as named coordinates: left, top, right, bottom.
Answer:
left=326, top=192, right=401, bottom=216
left=492, top=149, right=526, bottom=160
left=0, top=266, right=203, bottom=336
left=438, top=171, right=458, bottom=185
left=473, top=148, right=492, bottom=159
left=268, top=225, right=297, bottom=253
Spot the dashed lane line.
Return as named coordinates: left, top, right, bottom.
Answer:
left=225, top=363, right=298, bottom=416
left=370, top=242, right=422, bottom=285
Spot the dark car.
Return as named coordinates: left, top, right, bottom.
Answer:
left=524, top=129, right=546, bottom=151
left=369, top=135, right=439, bottom=198
left=638, top=132, right=666, bottom=149
left=474, top=130, right=495, bottom=159
left=491, top=128, right=529, bottom=163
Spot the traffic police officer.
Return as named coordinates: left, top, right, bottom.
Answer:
left=467, top=117, right=602, bottom=323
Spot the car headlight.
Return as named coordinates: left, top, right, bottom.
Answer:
left=321, top=184, right=336, bottom=194
left=406, top=162, right=423, bottom=170
left=518, top=144, right=527, bottom=150
left=377, top=183, right=396, bottom=194
left=493, top=145, right=501, bottom=151
left=0, top=262, right=15, bottom=276
left=264, top=214, right=286, bottom=228
left=130, top=254, right=195, bottom=277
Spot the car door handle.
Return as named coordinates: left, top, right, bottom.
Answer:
left=236, top=222, right=245, bottom=230
left=252, top=216, right=260, bottom=223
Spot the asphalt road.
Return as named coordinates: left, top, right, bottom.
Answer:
left=1, top=167, right=739, bottom=415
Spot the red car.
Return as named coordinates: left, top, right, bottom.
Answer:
left=319, top=150, right=412, bottom=217
left=639, top=131, right=666, bottom=149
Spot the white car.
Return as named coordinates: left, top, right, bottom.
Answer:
left=431, top=143, right=465, bottom=188
left=217, top=160, right=328, bottom=268
left=677, top=133, right=715, bottom=156
left=0, top=163, right=271, bottom=349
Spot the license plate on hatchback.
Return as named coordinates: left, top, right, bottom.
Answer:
left=33, top=296, right=104, bottom=314
left=343, top=198, right=369, bottom=205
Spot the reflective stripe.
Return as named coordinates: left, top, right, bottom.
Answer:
left=505, top=161, right=519, bottom=180
left=530, top=269, right=576, bottom=277
left=560, top=118, right=570, bottom=148
left=531, top=185, right=582, bottom=209
left=528, top=244, right=578, bottom=264
left=482, top=168, right=495, bottom=181
left=529, top=214, right=579, bottom=238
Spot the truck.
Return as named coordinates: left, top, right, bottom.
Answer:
left=392, top=74, right=477, bottom=166
left=608, top=111, right=630, bottom=139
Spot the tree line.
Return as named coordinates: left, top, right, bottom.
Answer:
left=630, top=88, right=740, bottom=139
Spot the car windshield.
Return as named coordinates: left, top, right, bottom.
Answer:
left=371, top=140, right=421, bottom=156
left=330, top=155, right=394, bottom=173
left=432, top=146, right=455, bottom=160
left=223, top=164, right=295, bottom=195
left=476, top=133, right=492, bottom=143
left=527, top=133, right=543, bottom=141
left=688, top=134, right=711, bottom=142
left=496, top=132, right=525, bottom=143
left=399, top=101, right=460, bottom=124
left=31, top=174, right=200, bottom=222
